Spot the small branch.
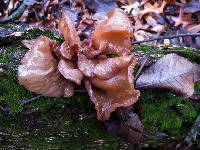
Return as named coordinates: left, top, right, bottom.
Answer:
left=132, top=33, right=200, bottom=45
left=0, top=0, right=37, bottom=23
left=134, top=54, right=150, bottom=84
left=19, top=95, right=42, bottom=106
left=0, top=3, right=27, bottom=23
left=1, top=95, right=42, bottom=113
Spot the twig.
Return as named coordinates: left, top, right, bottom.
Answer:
left=19, top=95, right=42, bottom=106
left=0, top=3, right=27, bottom=23
left=1, top=89, right=87, bottom=113
left=132, top=33, right=200, bottom=45
left=177, top=114, right=200, bottom=150
left=1, top=95, right=42, bottom=113
left=134, top=54, right=150, bottom=84
left=0, top=0, right=38, bottom=23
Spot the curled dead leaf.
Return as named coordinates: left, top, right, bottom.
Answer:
left=106, top=107, right=144, bottom=144
left=136, top=53, right=200, bottom=98
left=186, top=24, right=200, bottom=33
left=171, top=8, right=192, bottom=27
left=140, top=1, right=167, bottom=17
left=145, top=15, right=166, bottom=34
left=121, top=1, right=140, bottom=17
left=134, top=30, right=151, bottom=42
left=182, top=1, right=200, bottom=13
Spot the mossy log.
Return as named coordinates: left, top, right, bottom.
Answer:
left=0, top=24, right=200, bottom=149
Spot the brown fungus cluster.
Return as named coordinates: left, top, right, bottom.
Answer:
left=18, top=8, right=140, bottom=121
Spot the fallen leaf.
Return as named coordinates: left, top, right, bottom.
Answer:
left=64, top=9, right=78, bottom=23
left=106, top=107, right=144, bottom=144
left=195, top=36, right=200, bottom=49
left=134, top=30, right=151, bottom=41
left=146, top=15, right=158, bottom=27
left=23, top=0, right=37, bottom=6
left=121, top=1, right=140, bottom=17
left=140, top=1, right=167, bottom=16
left=182, top=1, right=200, bottom=13
left=171, top=8, right=192, bottom=27
left=83, top=0, right=117, bottom=13
left=145, top=15, right=166, bottom=34
left=136, top=53, right=200, bottom=98
left=133, top=19, right=149, bottom=31
left=186, top=24, right=200, bottom=33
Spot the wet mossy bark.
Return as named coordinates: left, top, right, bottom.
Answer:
left=0, top=24, right=200, bottom=149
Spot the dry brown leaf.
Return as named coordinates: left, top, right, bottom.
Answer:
left=171, top=8, right=192, bottom=27
left=182, top=1, right=200, bottom=13
left=106, top=108, right=143, bottom=144
left=136, top=53, right=200, bottom=98
left=145, top=15, right=166, bottom=34
left=121, top=1, right=140, bottom=17
left=186, top=24, right=200, bottom=33
left=133, top=19, right=149, bottom=31
left=140, top=1, right=167, bottom=16
left=133, top=30, right=151, bottom=42
left=83, top=0, right=117, bottom=13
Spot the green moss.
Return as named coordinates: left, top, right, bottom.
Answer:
left=0, top=27, right=65, bottom=114
left=23, top=29, right=63, bottom=42
left=0, top=110, right=119, bottom=149
left=195, top=81, right=200, bottom=93
left=25, top=92, right=93, bottom=115
left=133, top=44, right=155, bottom=53
left=13, top=119, right=119, bottom=149
left=106, top=54, right=120, bottom=58
left=166, top=46, right=200, bottom=63
left=0, top=44, right=33, bottom=114
left=134, top=44, right=200, bottom=63
left=0, top=55, right=9, bottom=63
left=64, top=120, right=112, bottom=139
left=141, top=90, right=198, bottom=136
left=0, top=23, right=17, bottom=28
left=0, top=114, right=26, bottom=133
left=0, top=71, right=33, bottom=113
